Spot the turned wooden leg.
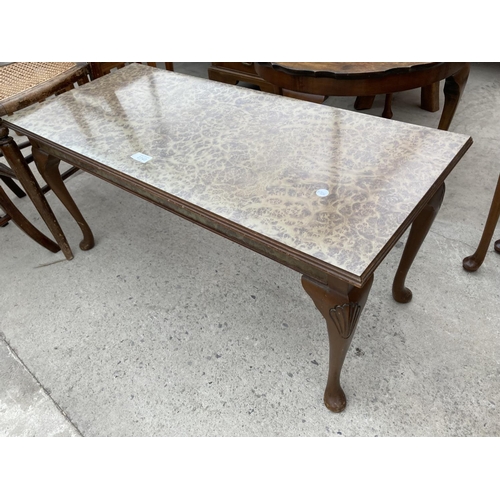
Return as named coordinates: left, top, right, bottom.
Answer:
left=32, top=144, right=94, bottom=251
left=302, top=274, right=374, bottom=413
left=463, top=174, right=500, bottom=271
left=0, top=124, right=73, bottom=260
left=438, top=64, right=470, bottom=131
left=393, top=184, right=446, bottom=303
left=0, top=184, right=60, bottom=253
left=382, top=94, right=394, bottom=119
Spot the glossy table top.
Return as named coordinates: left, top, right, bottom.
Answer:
left=4, top=63, right=472, bottom=282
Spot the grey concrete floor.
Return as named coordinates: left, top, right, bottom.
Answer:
left=1, top=62, right=499, bottom=437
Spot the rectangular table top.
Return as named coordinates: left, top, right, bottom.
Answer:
left=4, top=63, right=472, bottom=284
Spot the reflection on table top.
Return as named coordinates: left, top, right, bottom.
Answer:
left=4, top=63, right=472, bottom=280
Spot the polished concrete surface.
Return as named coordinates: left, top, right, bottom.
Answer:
left=1, top=62, right=499, bottom=436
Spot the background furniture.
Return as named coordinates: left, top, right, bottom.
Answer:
left=0, top=161, right=25, bottom=226
left=0, top=62, right=175, bottom=257
left=0, top=62, right=90, bottom=255
left=253, top=62, right=469, bottom=129
left=463, top=174, right=500, bottom=271
left=209, top=62, right=442, bottom=113
left=208, top=62, right=277, bottom=91
left=0, top=182, right=59, bottom=253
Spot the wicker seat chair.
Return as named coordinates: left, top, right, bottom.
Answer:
left=0, top=62, right=90, bottom=255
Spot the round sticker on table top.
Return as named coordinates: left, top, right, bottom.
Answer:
left=316, top=189, right=329, bottom=197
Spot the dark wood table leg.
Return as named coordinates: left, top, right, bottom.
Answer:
left=32, top=144, right=94, bottom=251
left=302, top=274, right=374, bottom=412
left=0, top=185, right=60, bottom=253
left=393, top=184, right=446, bottom=303
left=382, top=94, right=394, bottom=119
left=355, top=95, right=394, bottom=119
left=438, top=63, right=470, bottom=131
left=354, top=95, right=376, bottom=110
left=0, top=124, right=73, bottom=260
left=421, top=82, right=440, bottom=112
left=463, top=174, right=500, bottom=271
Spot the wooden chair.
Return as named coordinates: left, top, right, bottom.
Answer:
left=1, top=62, right=175, bottom=256
left=0, top=62, right=90, bottom=253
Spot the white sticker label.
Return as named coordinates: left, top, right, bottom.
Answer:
left=131, top=152, right=152, bottom=163
left=316, top=189, right=329, bottom=197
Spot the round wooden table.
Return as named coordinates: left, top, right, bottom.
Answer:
left=254, top=62, right=470, bottom=131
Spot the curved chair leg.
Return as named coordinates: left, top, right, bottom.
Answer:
left=0, top=124, right=73, bottom=259
left=0, top=174, right=26, bottom=198
left=0, top=185, right=59, bottom=253
left=32, top=144, right=94, bottom=251
left=463, top=174, right=500, bottom=272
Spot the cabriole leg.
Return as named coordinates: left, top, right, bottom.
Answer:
left=393, top=184, right=446, bottom=303
left=302, top=274, right=374, bottom=413
left=32, top=144, right=94, bottom=251
left=463, top=174, right=500, bottom=271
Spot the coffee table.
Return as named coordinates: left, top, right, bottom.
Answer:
left=0, top=64, right=472, bottom=412
left=254, top=62, right=470, bottom=129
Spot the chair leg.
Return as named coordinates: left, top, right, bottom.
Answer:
left=1, top=175, right=26, bottom=198
left=0, top=211, right=10, bottom=226
left=0, top=124, right=73, bottom=259
left=0, top=185, right=60, bottom=253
